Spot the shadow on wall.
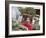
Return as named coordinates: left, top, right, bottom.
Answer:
left=8, top=37, right=20, bottom=38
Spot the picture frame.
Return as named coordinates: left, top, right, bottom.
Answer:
left=5, top=1, right=45, bottom=37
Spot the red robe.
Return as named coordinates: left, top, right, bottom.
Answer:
left=21, top=21, right=32, bottom=30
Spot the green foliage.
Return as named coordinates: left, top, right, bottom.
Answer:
left=18, top=7, right=36, bottom=18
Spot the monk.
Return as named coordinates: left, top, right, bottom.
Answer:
left=21, top=17, right=32, bottom=30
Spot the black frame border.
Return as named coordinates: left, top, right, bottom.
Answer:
left=5, top=1, right=45, bottom=37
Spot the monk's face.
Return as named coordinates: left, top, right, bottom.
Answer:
left=26, top=17, right=30, bottom=23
